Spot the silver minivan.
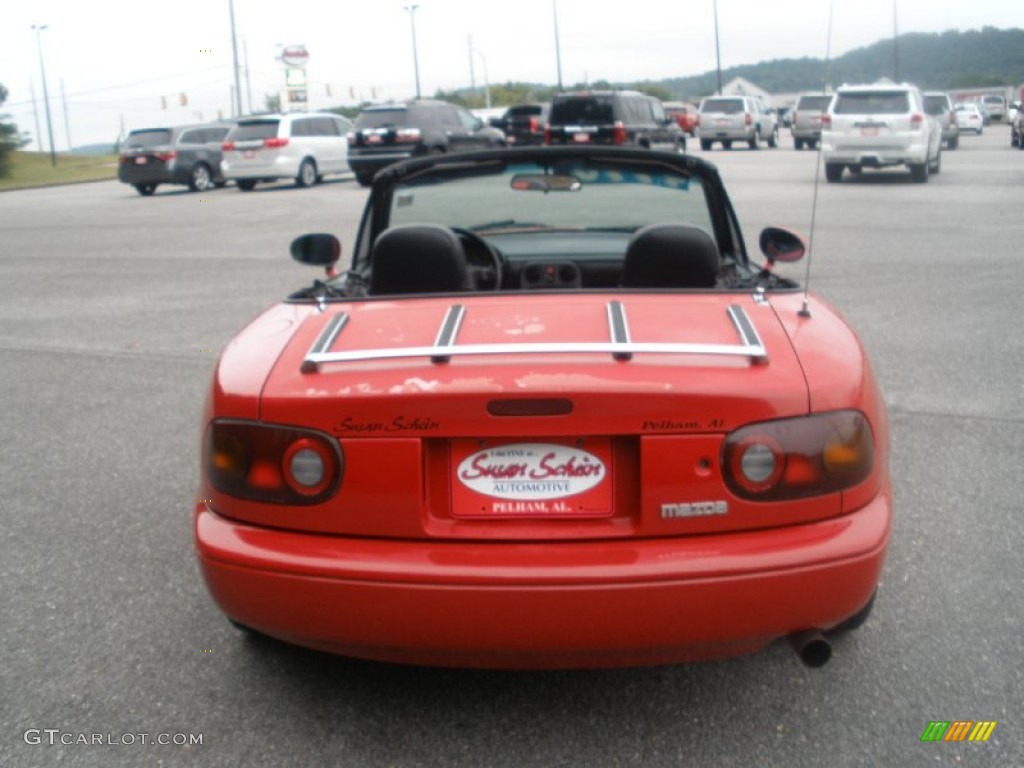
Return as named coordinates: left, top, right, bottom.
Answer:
left=221, top=113, right=353, bottom=191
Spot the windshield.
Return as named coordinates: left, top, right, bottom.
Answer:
left=228, top=120, right=280, bottom=141
left=355, top=109, right=411, bottom=129
left=797, top=96, right=831, bottom=111
left=550, top=97, right=615, bottom=124
left=701, top=99, right=744, bottom=114
left=386, top=159, right=714, bottom=245
left=123, top=130, right=172, bottom=148
left=507, top=106, right=544, bottom=118
left=834, top=92, right=910, bottom=114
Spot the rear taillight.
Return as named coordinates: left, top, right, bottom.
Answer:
left=910, top=113, right=923, bottom=129
left=821, top=114, right=832, bottom=130
left=744, top=112, right=752, bottom=126
left=543, top=126, right=552, bottom=144
left=204, top=421, right=344, bottom=505
left=395, top=128, right=421, bottom=143
left=722, top=411, right=874, bottom=501
left=156, top=151, right=177, bottom=162
left=264, top=137, right=289, bottom=148
left=221, top=141, right=235, bottom=151
left=612, top=120, right=627, bottom=144
left=346, top=132, right=356, bottom=146
left=528, top=116, right=539, bottom=132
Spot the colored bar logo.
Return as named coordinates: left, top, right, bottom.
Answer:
left=921, top=721, right=997, bottom=742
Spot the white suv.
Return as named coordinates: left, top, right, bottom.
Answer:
left=221, top=113, right=354, bottom=191
left=821, top=84, right=942, bottom=183
left=697, top=95, right=778, bottom=150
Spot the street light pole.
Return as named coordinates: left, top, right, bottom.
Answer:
left=472, top=47, right=490, bottom=109
left=552, top=0, right=563, bottom=90
left=404, top=5, right=422, bottom=100
left=31, top=24, right=57, bottom=166
left=228, top=0, right=243, bottom=116
left=892, top=0, right=900, bottom=82
left=712, top=0, right=723, bottom=95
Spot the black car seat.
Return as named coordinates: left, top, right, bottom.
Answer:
left=369, top=224, right=472, bottom=295
left=620, top=223, right=720, bottom=289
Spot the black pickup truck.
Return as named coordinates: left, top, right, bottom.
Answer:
left=491, top=103, right=549, bottom=146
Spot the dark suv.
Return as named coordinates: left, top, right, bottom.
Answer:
left=544, top=91, right=686, bottom=152
left=348, top=100, right=506, bottom=186
left=492, top=103, right=549, bottom=146
left=118, top=123, right=232, bottom=195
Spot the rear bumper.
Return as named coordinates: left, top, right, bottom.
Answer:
left=348, top=150, right=417, bottom=175
left=698, top=127, right=754, bottom=141
left=791, top=126, right=822, bottom=140
left=195, top=489, right=890, bottom=668
left=821, top=137, right=930, bottom=167
left=118, top=162, right=188, bottom=186
left=221, top=154, right=300, bottom=181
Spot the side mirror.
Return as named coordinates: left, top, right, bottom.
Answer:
left=759, top=227, right=805, bottom=266
left=291, top=233, right=342, bottom=278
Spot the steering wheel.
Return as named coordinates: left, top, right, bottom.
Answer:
left=451, top=227, right=504, bottom=291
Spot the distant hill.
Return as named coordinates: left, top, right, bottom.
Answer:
left=435, top=27, right=1024, bottom=109
left=657, top=26, right=1024, bottom=99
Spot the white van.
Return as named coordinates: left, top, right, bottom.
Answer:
left=221, top=113, right=353, bottom=191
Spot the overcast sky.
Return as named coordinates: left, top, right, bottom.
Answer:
left=1, top=0, right=1020, bottom=149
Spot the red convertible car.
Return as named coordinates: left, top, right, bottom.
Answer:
left=195, top=146, right=890, bottom=669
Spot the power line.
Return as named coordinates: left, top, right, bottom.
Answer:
left=6, top=68, right=227, bottom=107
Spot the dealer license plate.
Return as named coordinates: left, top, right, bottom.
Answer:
left=450, top=438, right=613, bottom=518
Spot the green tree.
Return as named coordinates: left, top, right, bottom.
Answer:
left=0, top=83, right=30, bottom=177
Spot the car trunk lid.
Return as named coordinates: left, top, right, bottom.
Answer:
left=233, top=293, right=829, bottom=540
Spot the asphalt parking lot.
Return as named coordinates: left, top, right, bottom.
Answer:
left=2, top=128, right=1021, bottom=768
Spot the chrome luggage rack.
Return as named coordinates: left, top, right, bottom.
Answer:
left=301, top=301, right=767, bottom=373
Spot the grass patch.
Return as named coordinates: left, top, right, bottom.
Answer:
left=0, top=151, right=117, bottom=191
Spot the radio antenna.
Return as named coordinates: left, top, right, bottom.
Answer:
left=801, top=0, right=836, bottom=318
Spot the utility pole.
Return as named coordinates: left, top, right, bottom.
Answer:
left=892, top=0, right=900, bottom=81
left=404, top=5, right=422, bottom=99
left=244, top=39, right=254, bottom=115
left=229, top=0, right=243, bottom=116
left=552, top=0, right=563, bottom=90
left=31, top=24, right=57, bottom=166
left=61, top=79, right=73, bottom=152
left=713, top=0, right=723, bottom=95
left=29, top=80, right=42, bottom=153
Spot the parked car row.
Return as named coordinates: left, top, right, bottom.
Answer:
left=118, top=86, right=1014, bottom=196
left=119, top=93, right=691, bottom=195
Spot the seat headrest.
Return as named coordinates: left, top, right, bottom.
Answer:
left=620, top=223, right=720, bottom=289
left=369, top=224, right=471, bottom=295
